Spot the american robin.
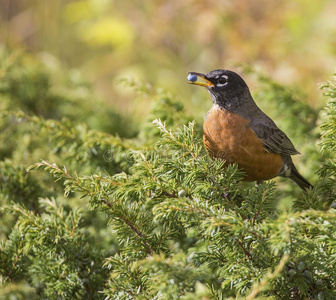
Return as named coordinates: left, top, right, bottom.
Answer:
left=187, top=69, right=313, bottom=190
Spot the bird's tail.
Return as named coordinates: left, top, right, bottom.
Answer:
left=289, top=164, right=313, bottom=191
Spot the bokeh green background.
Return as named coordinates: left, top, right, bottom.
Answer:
left=1, top=0, right=335, bottom=119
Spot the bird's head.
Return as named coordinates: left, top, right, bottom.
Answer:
left=187, top=69, right=252, bottom=110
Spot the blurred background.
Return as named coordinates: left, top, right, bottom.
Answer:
left=1, top=0, right=335, bottom=119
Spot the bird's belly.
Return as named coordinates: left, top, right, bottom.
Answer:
left=203, top=105, right=283, bottom=181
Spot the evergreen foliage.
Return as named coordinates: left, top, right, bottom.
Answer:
left=1, top=52, right=336, bottom=299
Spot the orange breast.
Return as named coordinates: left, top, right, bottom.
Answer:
left=203, top=105, right=283, bottom=181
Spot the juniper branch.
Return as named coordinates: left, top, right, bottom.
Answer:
left=246, top=254, right=290, bottom=300
left=28, top=160, right=155, bottom=256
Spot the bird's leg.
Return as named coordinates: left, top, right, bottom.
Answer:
left=255, top=181, right=263, bottom=190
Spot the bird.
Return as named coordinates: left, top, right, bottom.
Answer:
left=187, top=69, right=313, bottom=191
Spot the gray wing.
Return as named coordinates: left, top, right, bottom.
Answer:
left=250, top=117, right=300, bottom=156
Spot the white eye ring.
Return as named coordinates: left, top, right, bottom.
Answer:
left=217, top=75, right=228, bottom=87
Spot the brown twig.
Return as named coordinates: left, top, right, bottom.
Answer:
left=237, top=239, right=251, bottom=260
left=162, top=191, right=178, bottom=198
left=103, top=200, right=154, bottom=256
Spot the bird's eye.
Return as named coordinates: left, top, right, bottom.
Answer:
left=217, top=76, right=227, bottom=85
